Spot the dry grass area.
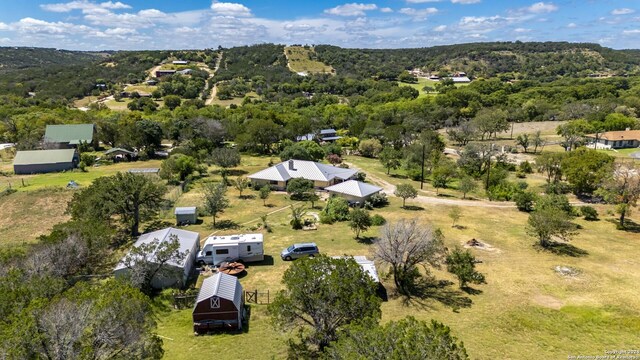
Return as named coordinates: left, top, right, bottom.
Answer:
left=0, top=189, right=72, bottom=248
left=210, top=91, right=260, bottom=107
left=285, top=46, right=334, bottom=74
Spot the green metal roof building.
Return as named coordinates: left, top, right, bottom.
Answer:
left=13, top=149, right=79, bottom=174
left=44, top=124, right=96, bottom=148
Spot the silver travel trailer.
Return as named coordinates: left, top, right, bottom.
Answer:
left=196, top=233, right=264, bottom=266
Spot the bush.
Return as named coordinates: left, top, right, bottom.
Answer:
left=368, top=192, right=389, bottom=208
left=519, top=160, right=533, bottom=174
left=486, top=182, right=518, bottom=201
left=513, top=191, right=536, bottom=212
left=580, top=206, right=599, bottom=221
left=321, top=196, right=350, bottom=223
left=371, top=214, right=386, bottom=226
left=536, top=193, right=574, bottom=215
left=358, top=139, right=382, bottom=158
left=286, top=178, right=314, bottom=200
left=78, top=161, right=87, bottom=172
left=80, top=153, right=97, bottom=166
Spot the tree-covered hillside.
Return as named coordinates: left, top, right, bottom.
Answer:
left=315, top=42, right=640, bottom=80
left=0, top=47, right=100, bottom=73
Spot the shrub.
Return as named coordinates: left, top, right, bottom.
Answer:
left=80, top=153, right=97, bottom=166
left=580, top=206, right=599, bottom=221
left=519, top=160, right=533, bottom=174
left=321, top=196, right=350, bottom=223
left=513, top=191, right=536, bottom=212
left=368, top=192, right=389, bottom=208
left=371, top=214, right=386, bottom=226
left=358, top=138, right=382, bottom=158
left=78, top=161, right=87, bottom=172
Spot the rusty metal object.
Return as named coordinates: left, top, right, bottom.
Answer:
left=219, top=262, right=245, bottom=275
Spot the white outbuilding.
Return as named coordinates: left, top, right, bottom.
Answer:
left=324, top=180, right=383, bottom=204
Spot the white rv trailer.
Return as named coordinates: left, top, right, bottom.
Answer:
left=196, top=233, right=264, bottom=266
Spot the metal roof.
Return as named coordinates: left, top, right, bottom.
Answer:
left=332, top=256, right=379, bottom=283
left=248, top=159, right=357, bottom=183
left=127, top=168, right=160, bottom=174
left=321, top=136, right=343, bottom=141
left=114, top=227, right=200, bottom=271
left=325, top=180, right=382, bottom=198
left=13, top=149, right=76, bottom=166
left=104, top=147, right=136, bottom=155
left=195, top=272, right=243, bottom=310
left=175, top=207, right=197, bottom=215
left=44, top=124, right=94, bottom=144
left=319, top=128, right=337, bottom=135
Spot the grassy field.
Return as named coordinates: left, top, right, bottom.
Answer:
left=285, top=46, right=334, bottom=74
left=210, top=91, right=260, bottom=107
left=2, top=153, right=639, bottom=359
left=400, top=77, right=469, bottom=98
left=124, top=84, right=158, bottom=93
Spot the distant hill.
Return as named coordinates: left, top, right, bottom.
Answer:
left=315, top=42, right=640, bottom=80
left=0, top=47, right=101, bottom=73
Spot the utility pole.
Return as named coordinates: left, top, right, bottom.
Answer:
left=420, top=144, right=425, bottom=190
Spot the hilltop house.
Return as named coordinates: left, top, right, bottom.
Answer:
left=113, top=227, right=200, bottom=289
left=247, top=159, right=357, bottom=190
left=44, top=124, right=96, bottom=149
left=13, top=149, right=79, bottom=174
left=586, top=129, right=640, bottom=149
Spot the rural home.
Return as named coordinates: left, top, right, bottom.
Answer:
left=156, top=69, right=177, bottom=77
left=586, top=129, right=640, bottom=149
left=175, top=206, right=198, bottom=225
left=192, top=272, right=245, bottom=333
left=247, top=159, right=357, bottom=190
left=104, top=147, right=137, bottom=162
left=113, top=227, right=200, bottom=289
left=324, top=180, right=383, bottom=204
left=13, top=149, right=78, bottom=174
left=173, top=60, right=189, bottom=65
left=451, top=76, right=471, bottom=83
left=44, top=124, right=96, bottom=148
left=295, top=128, right=342, bottom=142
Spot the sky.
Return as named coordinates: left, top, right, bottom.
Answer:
left=0, top=0, right=638, bottom=50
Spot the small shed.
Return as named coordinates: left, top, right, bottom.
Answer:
left=114, top=227, right=200, bottom=289
left=324, top=180, right=383, bottom=204
left=13, top=149, right=79, bottom=174
left=193, top=272, right=244, bottom=333
left=175, top=207, right=198, bottom=225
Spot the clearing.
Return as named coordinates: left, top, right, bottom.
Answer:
left=285, top=46, right=334, bottom=75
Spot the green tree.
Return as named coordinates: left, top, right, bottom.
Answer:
left=431, top=160, right=458, bottom=194
left=596, top=162, right=640, bottom=228
left=556, top=119, right=593, bottom=151
left=532, top=130, right=544, bottom=153
left=163, top=95, right=182, bottom=110
left=290, top=204, right=307, bottom=230
left=448, top=206, right=462, bottom=227
left=536, top=152, right=565, bottom=185
left=210, top=147, right=241, bottom=183
left=561, top=148, right=613, bottom=195
left=68, top=172, right=166, bottom=236
left=513, top=190, right=536, bottom=212
left=378, top=147, right=402, bottom=175
left=234, top=176, right=250, bottom=198
left=325, top=317, right=468, bottom=360
left=287, top=178, right=314, bottom=200
left=526, top=207, right=577, bottom=248
left=374, top=219, right=446, bottom=296
left=269, top=256, right=381, bottom=354
left=516, top=133, right=530, bottom=153
left=394, top=183, right=418, bottom=208
left=472, top=107, right=509, bottom=140
left=159, top=154, right=197, bottom=181
left=458, top=176, right=477, bottom=199
left=320, top=196, right=351, bottom=223
left=446, top=247, right=486, bottom=289
left=358, top=138, right=383, bottom=158
left=202, top=182, right=229, bottom=228
left=130, top=119, right=163, bottom=157
left=349, top=209, right=372, bottom=239
left=280, top=141, right=325, bottom=162
left=259, top=185, right=271, bottom=206
left=121, top=235, right=186, bottom=293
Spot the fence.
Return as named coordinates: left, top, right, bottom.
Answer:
left=172, top=291, right=198, bottom=309
left=244, top=289, right=271, bottom=304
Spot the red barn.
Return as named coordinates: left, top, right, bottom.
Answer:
left=192, top=272, right=244, bottom=333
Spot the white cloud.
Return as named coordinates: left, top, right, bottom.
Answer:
left=0, top=22, right=10, bottom=31
left=433, top=25, right=447, bottom=31
left=399, top=7, right=438, bottom=20
left=525, top=2, right=558, bottom=14
left=41, top=1, right=131, bottom=12
left=457, top=15, right=505, bottom=32
left=104, top=27, right=136, bottom=35
left=324, top=3, right=378, bottom=17
left=12, top=17, right=92, bottom=34
left=513, top=27, right=530, bottom=33
left=622, top=29, right=640, bottom=35
left=611, top=8, right=635, bottom=16
left=567, top=22, right=576, bottom=28
left=451, top=0, right=481, bottom=4
left=211, top=2, right=252, bottom=17
left=406, top=0, right=441, bottom=3
left=380, top=7, right=393, bottom=13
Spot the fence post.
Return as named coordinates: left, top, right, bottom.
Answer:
left=267, top=290, right=269, bottom=304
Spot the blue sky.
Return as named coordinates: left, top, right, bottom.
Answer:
left=0, top=1, right=638, bottom=50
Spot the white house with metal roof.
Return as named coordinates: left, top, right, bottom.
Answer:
left=114, top=227, right=200, bottom=289
left=248, top=159, right=357, bottom=190
left=324, top=180, right=383, bottom=204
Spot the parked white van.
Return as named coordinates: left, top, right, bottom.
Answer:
left=196, top=233, right=264, bottom=266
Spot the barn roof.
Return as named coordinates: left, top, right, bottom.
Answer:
left=44, top=124, right=94, bottom=144
left=196, top=272, right=243, bottom=310
left=175, top=207, right=197, bottom=215
left=248, top=159, right=357, bottom=183
left=114, top=227, right=199, bottom=271
left=104, top=147, right=136, bottom=156
left=13, top=149, right=76, bottom=166
left=325, top=180, right=382, bottom=198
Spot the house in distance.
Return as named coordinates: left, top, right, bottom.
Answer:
left=192, top=272, right=245, bottom=333
left=247, top=159, right=357, bottom=190
left=586, top=129, right=640, bottom=149
left=44, top=124, right=96, bottom=149
left=325, top=180, right=383, bottom=205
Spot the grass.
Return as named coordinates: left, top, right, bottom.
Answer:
left=595, top=147, right=640, bottom=159
left=3, top=153, right=640, bottom=359
left=285, top=46, right=334, bottom=74
left=124, top=84, right=158, bottom=93
left=210, top=91, right=260, bottom=107
left=400, top=77, right=469, bottom=98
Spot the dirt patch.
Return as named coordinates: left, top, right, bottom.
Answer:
left=554, top=265, right=581, bottom=277
left=532, top=294, right=564, bottom=310
left=463, top=238, right=501, bottom=253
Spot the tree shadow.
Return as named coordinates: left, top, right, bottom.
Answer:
left=461, top=286, right=483, bottom=295
left=452, top=225, right=467, bottom=230
left=390, top=174, right=408, bottom=179
left=607, top=219, right=640, bottom=233
left=436, top=193, right=455, bottom=198
left=213, top=220, right=240, bottom=230
left=400, top=277, right=472, bottom=311
left=239, top=194, right=256, bottom=200
left=356, top=236, right=376, bottom=244
left=402, top=205, right=425, bottom=211
left=144, top=220, right=174, bottom=232
left=245, top=255, right=274, bottom=267
left=534, top=242, right=589, bottom=257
